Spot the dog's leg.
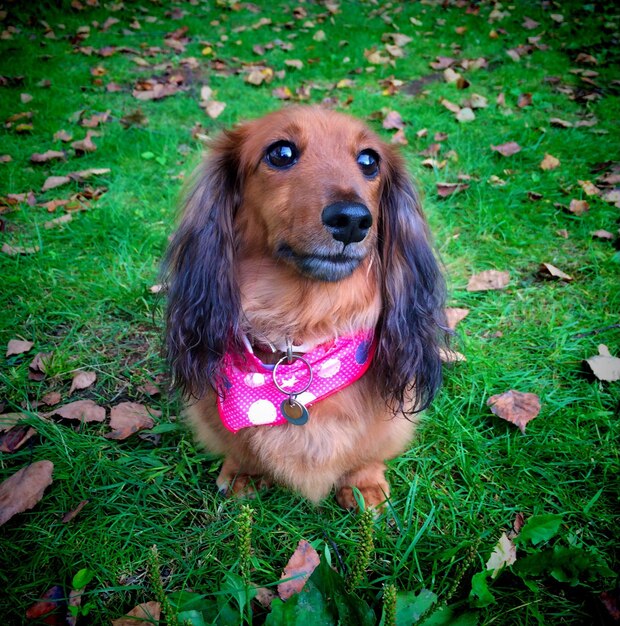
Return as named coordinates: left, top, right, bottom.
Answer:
left=335, top=462, right=390, bottom=510
left=216, top=457, right=271, bottom=498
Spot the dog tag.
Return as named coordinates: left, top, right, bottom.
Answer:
left=281, top=398, right=309, bottom=426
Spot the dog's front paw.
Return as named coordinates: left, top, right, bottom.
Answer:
left=335, top=462, right=390, bottom=511
left=216, top=458, right=271, bottom=499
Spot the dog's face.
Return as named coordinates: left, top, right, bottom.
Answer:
left=166, top=106, right=447, bottom=413
left=232, top=107, right=385, bottom=282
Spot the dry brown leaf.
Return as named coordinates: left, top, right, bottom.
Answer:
left=568, top=199, right=589, bottom=215
left=601, top=188, right=620, bottom=206
left=205, top=100, right=226, bottom=119
left=54, top=129, right=73, bottom=142
left=42, top=175, right=71, bottom=192
left=456, top=107, right=475, bottom=123
left=41, top=391, right=61, bottom=405
left=517, top=93, right=533, bottom=108
left=383, top=110, right=404, bottom=130
left=491, top=142, right=522, bottom=157
left=538, top=263, right=573, bottom=282
left=584, top=345, right=620, bottom=382
left=436, top=182, right=469, bottom=198
left=61, top=499, right=89, bottom=523
left=0, top=154, right=12, bottom=163
left=111, top=602, right=161, bottom=626
left=421, top=158, right=446, bottom=169
left=0, top=422, right=37, bottom=453
left=487, top=390, right=541, bottom=433
left=467, top=270, right=510, bottom=291
left=47, top=399, right=106, bottom=423
left=278, top=540, right=320, bottom=600
left=72, top=131, right=98, bottom=154
left=105, top=402, right=159, bottom=440
left=577, top=180, right=600, bottom=196
left=439, top=347, right=466, bottom=363
left=28, top=352, right=51, bottom=381
left=549, top=117, right=573, bottom=128
left=44, top=213, right=73, bottom=229
left=439, top=98, right=461, bottom=114
left=0, top=413, right=27, bottom=433
left=0, top=460, right=54, bottom=526
left=6, top=339, right=34, bottom=357
left=591, top=229, right=614, bottom=240
left=30, top=150, right=66, bottom=164
left=445, top=307, right=469, bottom=330
left=540, top=153, right=560, bottom=170
left=69, top=370, right=97, bottom=394
left=2, top=243, right=40, bottom=256
left=486, top=532, right=517, bottom=578
left=390, top=129, right=408, bottom=145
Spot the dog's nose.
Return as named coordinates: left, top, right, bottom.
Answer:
left=321, top=201, right=373, bottom=245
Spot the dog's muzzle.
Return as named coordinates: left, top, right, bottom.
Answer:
left=321, top=201, right=373, bottom=246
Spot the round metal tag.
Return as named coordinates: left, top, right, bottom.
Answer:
left=280, top=399, right=309, bottom=426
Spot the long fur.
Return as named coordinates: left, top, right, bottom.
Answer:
left=164, top=106, right=448, bottom=507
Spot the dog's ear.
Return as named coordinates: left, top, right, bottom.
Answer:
left=374, top=147, right=448, bottom=414
left=164, top=128, right=246, bottom=398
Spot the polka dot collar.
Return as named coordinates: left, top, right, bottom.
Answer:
left=217, top=329, right=376, bottom=433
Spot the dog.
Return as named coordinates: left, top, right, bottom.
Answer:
left=164, top=106, right=447, bottom=510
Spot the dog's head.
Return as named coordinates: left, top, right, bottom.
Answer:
left=165, top=106, right=447, bottom=414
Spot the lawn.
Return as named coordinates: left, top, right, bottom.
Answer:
left=1, top=0, right=619, bottom=624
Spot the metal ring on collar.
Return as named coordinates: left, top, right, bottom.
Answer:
left=272, top=353, right=313, bottom=397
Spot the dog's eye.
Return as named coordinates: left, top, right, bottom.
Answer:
left=265, top=140, right=298, bottom=169
left=357, top=149, right=380, bottom=178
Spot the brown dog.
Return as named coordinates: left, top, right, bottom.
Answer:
left=165, top=106, right=447, bottom=509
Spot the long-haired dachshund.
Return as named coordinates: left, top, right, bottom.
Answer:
left=165, top=106, right=447, bottom=510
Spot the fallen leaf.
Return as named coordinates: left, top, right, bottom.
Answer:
left=522, top=17, right=540, bottom=30
left=421, top=158, right=446, bottom=169
left=54, top=129, right=73, bottom=142
left=517, top=93, right=532, bottom=108
left=591, top=229, right=614, bottom=240
left=556, top=229, right=569, bottom=239
left=285, top=59, right=303, bottom=70
left=390, top=129, right=408, bottom=145
left=254, top=586, right=276, bottom=609
left=41, top=391, right=62, bottom=405
left=0, top=154, right=12, bottom=163
left=205, top=100, right=226, bottom=119
left=486, top=532, right=517, bottom=578
left=30, top=150, right=66, bottom=164
left=436, top=182, right=469, bottom=197
left=0, top=413, right=37, bottom=453
left=439, top=97, right=461, bottom=114
left=138, top=381, right=160, bottom=396
left=467, top=270, right=510, bottom=291
left=0, top=460, right=54, bottom=525
left=540, top=153, right=560, bottom=170
left=42, top=175, right=71, bottom=192
left=25, top=585, right=64, bottom=620
left=47, top=399, right=106, bottom=423
left=69, top=370, right=97, bottom=394
left=538, top=263, right=573, bottom=282
left=71, top=131, right=98, bottom=154
left=584, top=345, right=620, bottom=382
left=6, top=339, right=33, bottom=357
left=491, top=142, right=522, bottom=157
left=28, top=352, right=52, bottom=381
left=278, top=540, right=320, bottom=600
left=550, top=117, right=573, bottom=128
left=245, top=68, right=274, bottom=86
left=383, top=110, right=404, bottom=130
left=456, top=107, right=475, bottom=123
left=464, top=93, right=488, bottom=109
left=577, top=180, right=600, bottom=196
left=119, top=109, right=148, bottom=128
left=44, top=213, right=73, bottom=229
left=601, top=188, right=620, bottom=206
left=2, top=243, right=40, bottom=256
left=439, top=347, right=466, bottom=363
left=111, top=602, right=161, bottom=626
left=568, top=199, right=589, bottom=215
left=487, top=390, right=541, bottom=433
left=445, top=307, right=469, bottom=330
left=105, top=402, right=159, bottom=440
left=62, top=499, right=89, bottom=523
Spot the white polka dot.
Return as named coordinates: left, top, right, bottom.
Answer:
left=247, top=399, right=278, bottom=425
left=296, top=391, right=317, bottom=406
left=318, top=357, right=341, bottom=378
left=244, top=373, right=266, bottom=388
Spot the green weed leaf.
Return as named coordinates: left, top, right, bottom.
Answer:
left=469, top=571, right=495, bottom=608
left=72, top=568, right=95, bottom=589
left=395, top=588, right=437, bottom=624
left=265, top=580, right=333, bottom=625
left=177, top=609, right=207, bottom=626
left=516, top=514, right=563, bottom=545
left=420, top=605, right=479, bottom=626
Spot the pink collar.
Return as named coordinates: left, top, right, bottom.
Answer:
left=217, top=329, right=376, bottom=433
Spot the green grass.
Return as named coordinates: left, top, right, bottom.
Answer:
left=1, top=1, right=619, bottom=624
